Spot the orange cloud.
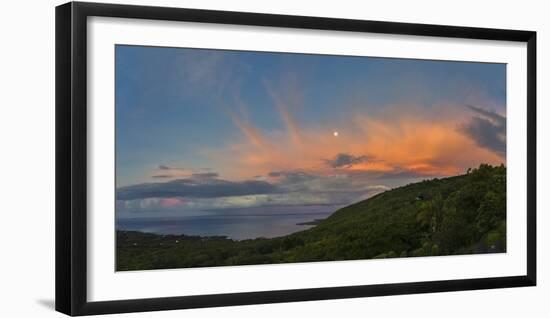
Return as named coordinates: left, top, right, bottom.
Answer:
left=350, top=113, right=502, bottom=176
left=215, top=103, right=503, bottom=182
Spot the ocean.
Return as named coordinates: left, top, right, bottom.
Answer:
left=116, top=210, right=335, bottom=240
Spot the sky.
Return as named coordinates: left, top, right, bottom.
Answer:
left=115, top=45, right=506, bottom=218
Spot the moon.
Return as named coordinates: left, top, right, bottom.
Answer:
left=333, top=131, right=339, bottom=137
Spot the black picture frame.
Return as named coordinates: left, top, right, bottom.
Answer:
left=55, top=1, right=537, bottom=316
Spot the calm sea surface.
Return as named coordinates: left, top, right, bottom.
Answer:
left=116, top=211, right=334, bottom=240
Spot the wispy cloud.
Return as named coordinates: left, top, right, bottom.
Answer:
left=264, top=78, right=303, bottom=147
left=460, top=105, right=506, bottom=156
left=228, top=112, right=271, bottom=151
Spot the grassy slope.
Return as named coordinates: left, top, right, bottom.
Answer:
left=117, top=164, right=506, bottom=271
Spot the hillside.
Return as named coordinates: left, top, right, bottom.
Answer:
left=116, top=164, right=506, bottom=271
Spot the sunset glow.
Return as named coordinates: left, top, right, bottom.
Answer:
left=115, top=45, right=506, bottom=218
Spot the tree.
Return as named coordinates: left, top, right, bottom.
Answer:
left=416, top=193, right=444, bottom=234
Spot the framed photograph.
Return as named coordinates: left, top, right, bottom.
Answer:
left=55, top=1, right=536, bottom=316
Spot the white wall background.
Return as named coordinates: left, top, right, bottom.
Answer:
left=0, top=0, right=547, bottom=316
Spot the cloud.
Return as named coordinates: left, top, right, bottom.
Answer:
left=325, top=153, right=373, bottom=168
left=156, top=165, right=190, bottom=172
left=117, top=166, right=394, bottom=214
left=229, top=112, right=270, bottom=151
left=174, top=50, right=239, bottom=97
left=214, top=102, right=503, bottom=183
left=266, top=169, right=390, bottom=200
left=159, top=197, right=186, bottom=208
left=264, top=79, right=303, bottom=146
left=151, top=174, right=173, bottom=179
left=460, top=105, right=506, bottom=156
left=117, top=178, right=281, bottom=200
left=268, top=170, right=314, bottom=182
left=465, top=105, right=506, bottom=125
left=118, top=193, right=337, bottom=214
left=191, top=172, right=219, bottom=179
left=149, top=166, right=218, bottom=181
left=119, top=91, right=506, bottom=215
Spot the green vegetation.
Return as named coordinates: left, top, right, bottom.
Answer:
left=116, top=164, right=506, bottom=271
